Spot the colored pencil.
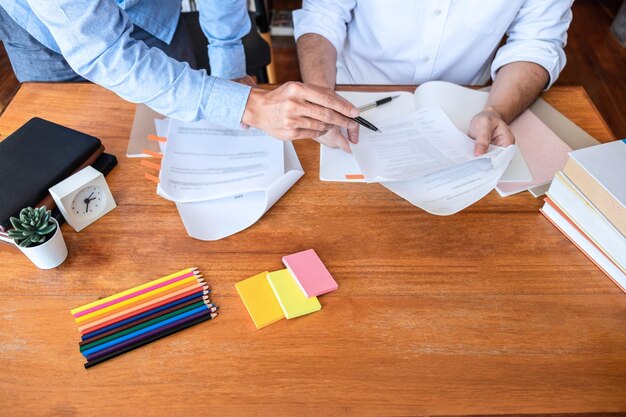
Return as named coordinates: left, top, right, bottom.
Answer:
left=80, top=298, right=213, bottom=345
left=81, top=304, right=217, bottom=357
left=84, top=313, right=217, bottom=369
left=81, top=292, right=208, bottom=341
left=78, top=287, right=210, bottom=335
left=73, top=270, right=201, bottom=318
left=74, top=276, right=206, bottom=324
left=70, top=267, right=197, bottom=315
left=80, top=302, right=217, bottom=351
left=84, top=309, right=216, bottom=361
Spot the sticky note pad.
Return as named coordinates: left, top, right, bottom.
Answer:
left=266, top=269, right=321, bottom=319
left=235, top=271, right=285, bottom=329
left=282, top=249, right=338, bottom=297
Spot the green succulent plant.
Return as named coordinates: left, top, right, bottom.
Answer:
left=8, top=206, right=57, bottom=248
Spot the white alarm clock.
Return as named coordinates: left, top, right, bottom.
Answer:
left=49, top=166, right=116, bottom=232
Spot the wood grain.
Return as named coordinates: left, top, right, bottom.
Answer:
left=0, top=83, right=624, bottom=417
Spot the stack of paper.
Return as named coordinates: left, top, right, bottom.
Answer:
left=151, top=118, right=304, bottom=241
left=235, top=249, right=338, bottom=329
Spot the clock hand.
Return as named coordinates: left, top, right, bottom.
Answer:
left=85, top=199, right=90, bottom=214
left=87, top=191, right=95, bottom=199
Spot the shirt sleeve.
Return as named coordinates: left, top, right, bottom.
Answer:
left=293, top=0, right=356, bottom=53
left=25, top=0, right=251, bottom=126
left=198, top=0, right=250, bottom=79
left=491, top=0, right=573, bottom=90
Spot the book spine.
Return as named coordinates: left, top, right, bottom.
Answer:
left=563, top=157, right=626, bottom=238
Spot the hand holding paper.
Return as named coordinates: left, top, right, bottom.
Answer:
left=348, top=106, right=517, bottom=215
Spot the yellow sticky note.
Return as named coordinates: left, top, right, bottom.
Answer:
left=266, top=269, right=321, bottom=319
left=235, top=271, right=285, bottom=329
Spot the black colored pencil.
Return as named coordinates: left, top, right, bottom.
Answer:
left=84, top=313, right=218, bottom=369
left=78, top=298, right=214, bottom=346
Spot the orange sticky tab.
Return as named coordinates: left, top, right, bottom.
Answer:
left=144, top=173, right=159, bottom=184
left=142, top=149, right=163, bottom=159
left=141, top=159, right=162, bottom=170
left=147, top=134, right=167, bottom=143
left=345, top=174, right=365, bottom=180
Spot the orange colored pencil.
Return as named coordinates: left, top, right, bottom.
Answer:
left=75, top=276, right=204, bottom=325
left=78, top=284, right=209, bottom=334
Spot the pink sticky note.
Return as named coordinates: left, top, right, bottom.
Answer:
left=282, top=249, right=338, bottom=297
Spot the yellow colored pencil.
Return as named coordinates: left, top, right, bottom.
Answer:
left=78, top=284, right=210, bottom=334
left=70, top=268, right=196, bottom=315
left=74, top=275, right=204, bottom=325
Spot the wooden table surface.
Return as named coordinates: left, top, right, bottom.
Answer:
left=0, top=83, right=624, bottom=417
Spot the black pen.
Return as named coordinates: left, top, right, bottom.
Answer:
left=358, top=95, right=400, bottom=112
left=352, top=116, right=382, bottom=133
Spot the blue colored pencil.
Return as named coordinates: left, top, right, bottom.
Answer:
left=81, top=291, right=209, bottom=341
left=82, top=304, right=210, bottom=357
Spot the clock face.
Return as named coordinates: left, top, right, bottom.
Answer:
left=71, top=185, right=107, bottom=217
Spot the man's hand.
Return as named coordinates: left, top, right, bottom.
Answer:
left=468, top=107, right=515, bottom=156
left=242, top=82, right=359, bottom=140
left=315, top=126, right=359, bottom=153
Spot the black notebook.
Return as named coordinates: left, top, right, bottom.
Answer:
left=0, top=118, right=102, bottom=224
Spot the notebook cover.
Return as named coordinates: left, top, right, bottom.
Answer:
left=282, top=249, right=338, bottom=297
left=235, top=271, right=285, bottom=329
left=0, top=118, right=102, bottom=224
left=266, top=269, right=321, bottom=319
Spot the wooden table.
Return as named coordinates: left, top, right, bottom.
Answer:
left=0, top=83, right=624, bottom=416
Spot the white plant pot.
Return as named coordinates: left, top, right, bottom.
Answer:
left=17, top=218, right=68, bottom=269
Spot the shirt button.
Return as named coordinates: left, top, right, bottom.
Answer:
left=434, top=9, right=442, bottom=16
left=423, top=56, right=430, bottom=62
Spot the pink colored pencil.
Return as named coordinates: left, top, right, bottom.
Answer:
left=73, top=271, right=199, bottom=318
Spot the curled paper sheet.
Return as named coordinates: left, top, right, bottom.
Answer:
left=382, top=145, right=517, bottom=215
left=172, top=143, right=303, bottom=241
left=349, top=106, right=517, bottom=215
left=155, top=119, right=303, bottom=241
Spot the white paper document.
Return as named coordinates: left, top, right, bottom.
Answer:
left=156, top=119, right=303, bottom=241
left=348, top=106, right=516, bottom=215
left=158, top=119, right=285, bottom=203
left=350, top=107, right=478, bottom=182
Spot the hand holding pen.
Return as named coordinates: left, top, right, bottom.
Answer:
left=315, top=95, right=399, bottom=152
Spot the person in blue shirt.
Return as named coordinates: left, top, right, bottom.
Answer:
left=0, top=0, right=360, bottom=141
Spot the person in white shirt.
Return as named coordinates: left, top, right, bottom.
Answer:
left=294, top=0, right=573, bottom=154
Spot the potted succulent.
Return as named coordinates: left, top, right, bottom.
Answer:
left=8, top=206, right=68, bottom=269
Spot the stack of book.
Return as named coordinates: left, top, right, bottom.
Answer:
left=541, top=140, right=626, bottom=291
left=0, top=118, right=117, bottom=250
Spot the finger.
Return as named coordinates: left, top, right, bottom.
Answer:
left=492, top=124, right=515, bottom=147
left=291, top=129, right=326, bottom=140
left=346, top=124, right=360, bottom=144
left=300, top=84, right=360, bottom=118
left=335, top=135, right=352, bottom=153
left=472, top=124, right=493, bottom=156
left=298, top=117, right=333, bottom=133
left=304, top=102, right=358, bottom=130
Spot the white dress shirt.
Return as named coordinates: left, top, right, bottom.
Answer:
left=294, top=0, right=573, bottom=87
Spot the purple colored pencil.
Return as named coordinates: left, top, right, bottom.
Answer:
left=85, top=309, right=214, bottom=361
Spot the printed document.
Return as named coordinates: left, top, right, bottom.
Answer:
left=158, top=119, right=284, bottom=203
left=348, top=106, right=517, bottom=215
left=155, top=119, right=303, bottom=241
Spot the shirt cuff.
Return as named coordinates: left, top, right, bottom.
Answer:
left=202, top=77, right=251, bottom=128
left=293, top=9, right=346, bottom=54
left=208, top=43, right=247, bottom=79
left=491, top=40, right=565, bottom=90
